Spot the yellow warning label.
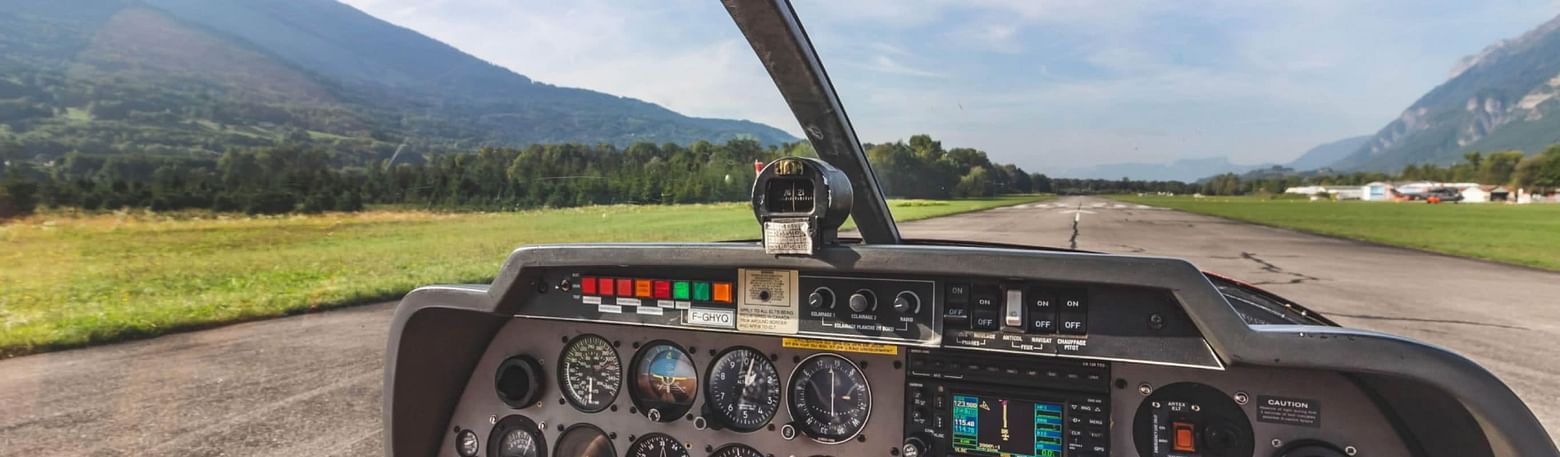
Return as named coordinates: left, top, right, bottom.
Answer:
left=781, top=337, right=899, bottom=356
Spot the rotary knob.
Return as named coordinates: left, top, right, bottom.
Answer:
left=893, top=291, right=920, bottom=313
left=849, top=290, right=876, bottom=313
left=904, top=433, right=937, bottom=457
left=809, top=287, right=836, bottom=309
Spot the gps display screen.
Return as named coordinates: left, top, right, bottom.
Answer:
left=951, top=393, right=1065, bottom=457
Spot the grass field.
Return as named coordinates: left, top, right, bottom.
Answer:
left=0, top=195, right=1047, bottom=357
left=1113, top=195, right=1560, bottom=271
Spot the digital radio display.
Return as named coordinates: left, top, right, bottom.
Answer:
left=951, top=393, right=1065, bottom=457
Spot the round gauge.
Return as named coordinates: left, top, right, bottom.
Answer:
left=457, top=429, right=480, bottom=457
left=559, top=334, right=623, bottom=413
left=629, top=341, right=698, bottom=421
left=488, top=415, right=547, bottom=457
left=704, top=347, right=781, bottom=432
left=787, top=353, right=872, bottom=443
left=709, top=444, right=764, bottom=457
left=625, top=433, right=689, bottom=457
left=554, top=424, right=615, bottom=457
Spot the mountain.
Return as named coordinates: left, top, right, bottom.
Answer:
left=0, top=0, right=795, bottom=162
left=1331, top=14, right=1560, bottom=171
left=1060, top=157, right=1270, bottom=182
left=1286, top=135, right=1370, bottom=171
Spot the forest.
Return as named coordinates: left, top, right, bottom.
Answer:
left=0, top=134, right=1047, bottom=218
left=9, top=134, right=1560, bottom=219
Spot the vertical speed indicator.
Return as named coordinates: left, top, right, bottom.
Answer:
left=558, top=334, right=622, bottom=413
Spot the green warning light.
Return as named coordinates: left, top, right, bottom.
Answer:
left=693, top=282, right=712, bottom=301
left=673, top=281, right=691, bottom=300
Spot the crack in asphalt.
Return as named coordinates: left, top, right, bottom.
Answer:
left=1115, top=244, right=1147, bottom=253
left=1069, top=202, right=1082, bottom=250
left=1241, top=251, right=1323, bottom=284
left=1322, top=312, right=1530, bottom=330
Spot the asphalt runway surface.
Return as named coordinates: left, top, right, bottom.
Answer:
left=2, top=195, right=1556, bottom=455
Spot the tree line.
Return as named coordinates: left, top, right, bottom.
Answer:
left=0, top=134, right=1052, bottom=219
left=1040, top=145, right=1560, bottom=197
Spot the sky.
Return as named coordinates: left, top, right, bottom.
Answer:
left=337, top=0, right=1560, bottom=173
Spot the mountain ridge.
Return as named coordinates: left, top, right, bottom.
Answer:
left=0, top=0, right=795, bottom=162
left=1288, top=135, right=1370, bottom=171
left=1331, top=13, right=1560, bottom=171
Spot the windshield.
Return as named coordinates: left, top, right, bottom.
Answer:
left=3, top=0, right=1560, bottom=453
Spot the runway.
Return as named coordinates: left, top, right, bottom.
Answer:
left=2, top=195, right=1556, bottom=454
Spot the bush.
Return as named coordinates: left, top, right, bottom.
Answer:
left=245, top=192, right=296, bottom=215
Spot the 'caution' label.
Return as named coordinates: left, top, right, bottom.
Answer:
left=782, top=337, right=899, bottom=356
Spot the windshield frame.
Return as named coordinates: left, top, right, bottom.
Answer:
left=722, top=0, right=901, bottom=244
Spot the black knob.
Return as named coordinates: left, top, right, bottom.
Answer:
left=495, top=355, right=545, bottom=408
left=1204, top=423, right=1241, bottom=451
left=894, top=291, right=920, bottom=313
left=809, top=287, right=835, bottom=309
left=849, top=290, right=876, bottom=313
left=904, top=433, right=936, bottom=457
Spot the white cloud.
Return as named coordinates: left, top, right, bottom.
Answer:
left=336, top=0, right=1560, bottom=172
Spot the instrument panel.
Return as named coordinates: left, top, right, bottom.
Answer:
left=431, top=264, right=1416, bottom=457
left=385, top=243, right=1556, bottom=457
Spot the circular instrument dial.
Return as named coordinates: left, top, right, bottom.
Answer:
left=787, top=353, right=872, bottom=443
left=554, top=424, right=616, bottom=457
left=630, top=341, right=698, bottom=421
left=709, top=444, right=764, bottom=457
left=559, top=334, right=622, bottom=413
left=625, top=433, right=689, bottom=457
left=488, top=415, right=546, bottom=457
left=704, top=347, right=781, bottom=432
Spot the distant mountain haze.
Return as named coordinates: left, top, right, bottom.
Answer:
left=1059, top=157, right=1273, bottom=182
left=1286, top=135, right=1371, bottom=171
left=1332, top=13, right=1560, bottom=171
left=0, top=0, right=794, bottom=162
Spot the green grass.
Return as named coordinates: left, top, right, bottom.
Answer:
left=1112, top=195, right=1560, bottom=271
left=0, top=195, right=1046, bottom=357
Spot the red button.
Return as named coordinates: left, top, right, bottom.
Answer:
left=616, top=279, right=633, bottom=297
left=598, top=277, right=615, bottom=296
left=1172, top=422, right=1196, bottom=453
left=653, top=280, right=672, bottom=299
left=581, top=276, right=597, bottom=295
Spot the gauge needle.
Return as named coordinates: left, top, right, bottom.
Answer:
left=587, top=377, right=594, bottom=403
left=829, top=369, right=837, bottom=417
left=742, top=357, right=755, bottom=386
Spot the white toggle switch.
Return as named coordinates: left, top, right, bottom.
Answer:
left=1004, top=287, right=1024, bottom=327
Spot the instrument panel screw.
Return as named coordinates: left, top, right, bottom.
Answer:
left=1191, top=404, right=1201, bottom=412
left=1234, top=392, right=1250, bottom=405
left=1138, top=383, right=1153, bottom=395
left=489, top=415, right=498, bottom=425
left=1345, top=446, right=1358, bottom=456
left=1271, top=439, right=1283, bottom=448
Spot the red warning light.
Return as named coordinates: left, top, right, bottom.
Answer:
left=581, top=276, right=597, bottom=295
left=653, top=280, right=672, bottom=299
